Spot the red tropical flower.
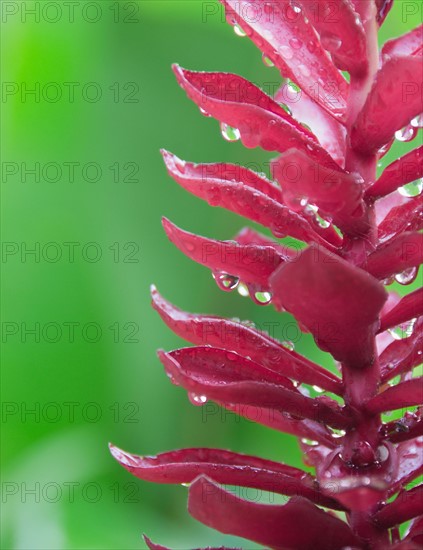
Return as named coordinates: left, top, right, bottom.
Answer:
left=111, top=1, right=423, bottom=548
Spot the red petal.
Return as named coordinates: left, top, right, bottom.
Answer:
left=173, top=66, right=339, bottom=168
left=374, top=484, right=423, bottom=529
left=270, top=245, right=387, bottom=368
left=162, top=218, right=283, bottom=289
left=377, top=196, right=423, bottom=242
left=151, top=286, right=343, bottom=394
left=109, top=445, right=341, bottom=509
left=379, top=289, right=423, bottom=333
left=297, top=0, right=367, bottom=76
left=366, top=378, right=423, bottom=414
left=188, top=477, right=359, bottom=550
left=274, top=84, right=346, bottom=166
left=380, top=317, right=423, bottom=382
left=382, top=25, right=423, bottom=58
left=364, top=232, right=423, bottom=280
left=272, top=149, right=368, bottom=235
left=158, top=347, right=353, bottom=430
left=352, top=55, right=423, bottom=153
left=367, top=146, right=423, bottom=198
left=220, top=0, right=349, bottom=120
left=162, top=150, right=338, bottom=249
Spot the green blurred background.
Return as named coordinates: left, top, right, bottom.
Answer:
left=1, top=1, right=421, bottom=548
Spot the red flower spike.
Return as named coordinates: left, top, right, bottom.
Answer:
left=161, top=150, right=338, bottom=249
left=352, top=54, right=423, bottom=153
left=172, top=66, right=341, bottom=169
left=109, top=445, right=342, bottom=510
left=297, top=0, right=368, bottom=76
left=220, top=0, right=349, bottom=120
left=366, top=146, right=423, bottom=199
left=151, top=286, right=343, bottom=395
left=111, top=6, right=423, bottom=548
left=270, top=245, right=387, bottom=368
left=188, top=476, right=360, bottom=550
left=272, top=148, right=368, bottom=235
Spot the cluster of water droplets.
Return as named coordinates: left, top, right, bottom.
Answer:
left=188, top=393, right=208, bottom=406
left=212, top=271, right=273, bottom=305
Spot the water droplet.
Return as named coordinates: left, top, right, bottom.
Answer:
left=332, top=429, right=346, bottom=439
left=237, top=282, right=249, bottom=297
left=289, top=38, right=302, bottom=50
left=282, top=341, right=295, bottom=351
left=301, top=438, right=319, bottom=446
left=199, top=107, right=211, bottom=117
left=212, top=271, right=239, bottom=291
left=377, top=445, right=389, bottom=463
left=220, top=122, right=241, bottom=142
left=181, top=482, right=190, bottom=487
left=398, top=178, right=423, bottom=197
left=395, top=124, right=417, bottom=142
left=411, top=113, right=423, bottom=128
left=307, top=40, right=317, bottom=53
left=298, top=64, right=311, bottom=78
left=241, top=319, right=256, bottom=329
left=253, top=291, right=272, bottom=305
left=279, top=45, right=294, bottom=60
left=312, top=385, right=324, bottom=393
left=233, top=23, right=247, bottom=37
left=395, top=266, right=418, bottom=285
left=262, top=54, right=275, bottom=67
left=388, top=318, right=417, bottom=340
left=188, top=393, right=208, bottom=406
left=320, top=31, right=342, bottom=51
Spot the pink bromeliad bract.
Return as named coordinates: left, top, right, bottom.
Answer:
left=111, top=1, right=423, bottom=548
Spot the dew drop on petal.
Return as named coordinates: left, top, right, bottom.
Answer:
left=262, top=54, right=275, bottom=67
left=279, top=45, right=294, bottom=60
left=233, top=23, right=247, bottom=37
left=188, top=393, right=208, bottom=406
left=411, top=113, right=423, bottom=128
left=298, top=64, right=311, bottom=78
left=394, top=266, right=418, bottom=285
left=253, top=291, right=272, bottom=305
left=301, top=438, right=319, bottom=446
left=279, top=103, right=292, bottom=115
left=398, top=178, right=423, bottom=197
left=395, top=124, right=417, bottom=142
left=199, top=106, right=211, bottom=117
left=320, top=31, right=342, bottom=52
left=282, top=341, right=295, bottom=351
left=220, top=122, right=241, bottom=142
left=237, top=282, right=249, bottom=297
left=312, top=385, right=324, bottom=394
left=212, top=271, right=239, bottom=291
left=289, top=38, right=302, bottom=50
left=388, top=318, right=417, bottom=340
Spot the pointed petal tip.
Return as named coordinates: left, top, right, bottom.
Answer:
left=109, top=443, right=139, bottom=468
